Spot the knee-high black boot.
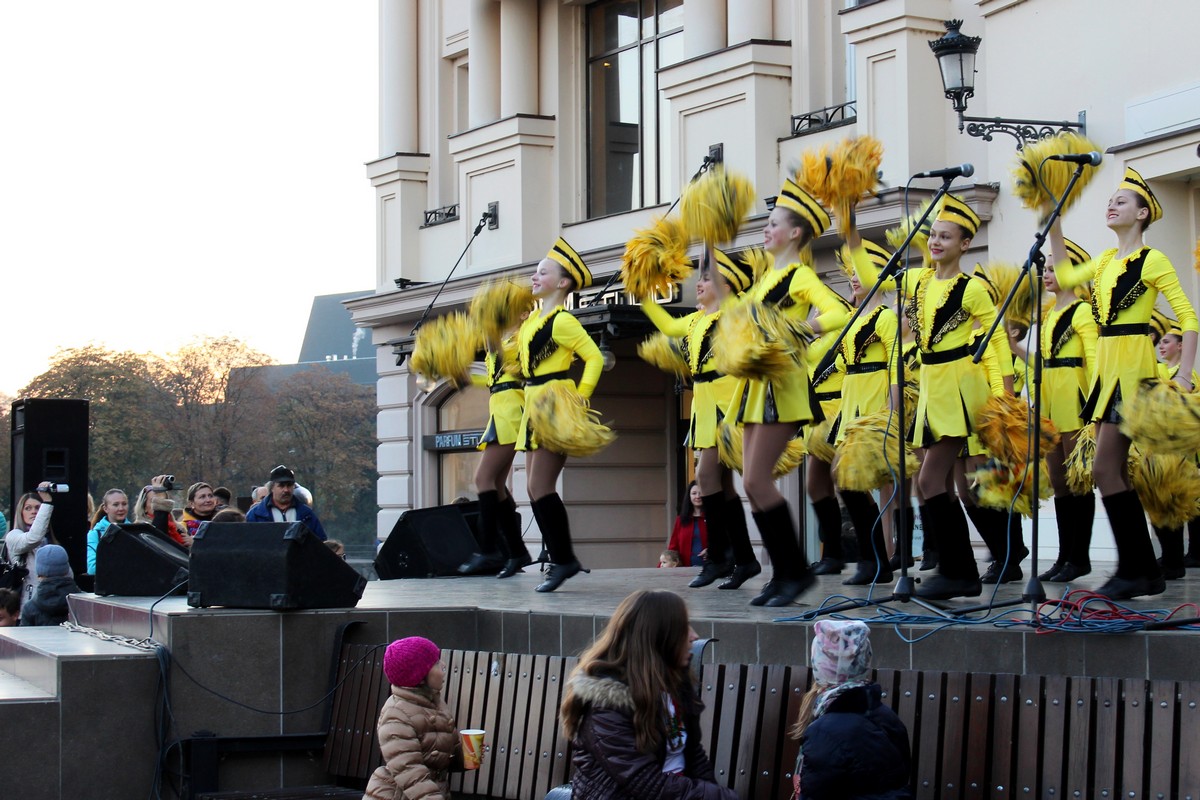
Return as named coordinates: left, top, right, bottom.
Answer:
left=689, top=493, right=734, bottom=587
left=1187, top=516, right=1200, bottom=568
left=748, top=503, right=813, bottom=607
left=718, top=495, right=762, bottom=590
left=811, top=496, right=845, bottom=575
left=1058, top=492, right=1094, bottom=580
left=458, top=490, right=506, bottom=574
left=841, top=491, right=891, bottom=585
left=1095, top=490, right=1164, bottom=600
left=530, top=494, right=584, bottom=592
left=914, top=493, right=982, bottom=600
left=496, top=494, right=532, bottom=579
left=888, top=506, right=916, bottom=570
left=917, top=503, right=939, bottom=571
left=1042, top=495, right=1073, bottom=580
left=1154, top=525, right=1186, bottom=579
left=967, top=506, right=1025, bottom=584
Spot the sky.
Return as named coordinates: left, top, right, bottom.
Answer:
left=0, top=1, right=378, bottom=395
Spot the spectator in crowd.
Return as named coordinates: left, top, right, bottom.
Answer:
left=133, top=476, right=192, bottom=548
left=325, top=539, right=346, bottom=559
left=213, top=486, right=233, bottom=508
left=0, top=588, right=20, bottom=627
left=0, top=508, right=8, bottom=539
left=667, top=481, right=708, bottom=568
left=181, top=482, right=220, bottom=537
left=251, top=485, right=270, bottom=504
left=658, top=549, right=682, bottom=568
left=246, top=465, right=327, bottom=540
left=211, top=508, right=246, bottom=523
left=4, top=483, right=57, bottom=604
left=20, top=545, right=79, bottom=627
left=86, top=489, right=131, bottom=574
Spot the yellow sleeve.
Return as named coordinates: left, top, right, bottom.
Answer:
left=792, top=266, right=849, bottom=332
left=553, top=311, right=603, bottom=398
left=469, top=373, right=488, bottom=388
left=964, top=281, right=1013, bottom=395
left=1074, top=303, right=1098, bottom=383
left=1144, top=249, right=1199, bottom=333
left=1053, top=255, right=1098, bottom=291
left=640, top=299, right=693, bottom=337
left=877, top=308, right=900, bottom=385
left=848, top=244, right=898, bottom=292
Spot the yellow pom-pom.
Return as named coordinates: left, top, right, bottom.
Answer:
left=773, top=435, right=807, bottom=478
left=620, top=216, right=693, bottom=300
left=976, top=393, right=1059, bottom=465
left=679, top=165, right=756, bottom=247
left=410, top=313, right=480, bottom=388
left=1119, top=378, right=1200, bottom=455
left=527, top=383, right=615, bottom=458
left=806, top=419, right=836, bottom=464
left=1010, top=132, right=1102, bottom=215
left=469, top=277, right=534, bottom=346
left=1194, top=237, right=1200, bottom=276
left=828, top=136, right=884, bottom=236
left=712, top=300, right=807, bottom=380
left=885, top=202, right=932, bottom=267
left=832, top=411, right=918, bottom=492
left=1129, top=447, right=1200, bottom=528
left=971, top=459, right=1048, bottom=517
left=1065, top=423, right=1096, bottom=495
left=717, top=421, right=743, bottom=472
left=637, top=332, right=689, bottom=377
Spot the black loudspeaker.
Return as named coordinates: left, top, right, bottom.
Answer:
left=10, top=399, right=90, bottom=577
left=375, top=503, right=482, bottom=579
left=187, top=522, right=366, bottom=610
left=94, top=523, right=190, bottom=597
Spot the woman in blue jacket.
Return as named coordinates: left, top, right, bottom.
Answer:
left=86, top=488, right=130, bottom=574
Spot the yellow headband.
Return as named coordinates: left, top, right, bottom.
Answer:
left=547, top=237, right=592, bottom=289
left=1119, top=167, right=1163, bottom=224
left=712, top=248, right=754, bottom=293
left=1062, top=238, right=1091, bottom=267
left=935, top=194, right=981, bottom=238
left=774, top=178, right=831, bottom=238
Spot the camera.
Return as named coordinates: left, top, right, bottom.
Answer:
left=163, top=475, right=176, bottom=491
left=43, top=483, right=70, bottom=493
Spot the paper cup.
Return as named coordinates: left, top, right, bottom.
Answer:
left=461, top=729, right=486, bottom=770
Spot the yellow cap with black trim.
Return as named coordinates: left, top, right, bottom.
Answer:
left=1062, top=238, right=1091, bottom=267
left=836, top=239, right=891, bottom=278
left=935, top=194, right=981, bottom=238
left=774, top=178, right=831, bottom=238
left=547, top=237, right=592, bottom=289
left=1119, top=166, right=1163, bottom=224
left=1149, top=309, right=1173, bottom=341
left=712, top=248, right=754, bottom=293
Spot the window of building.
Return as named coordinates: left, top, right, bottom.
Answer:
left=586, top=0, right=684, bottom=217
left=432, top=385, right=489, bottom=505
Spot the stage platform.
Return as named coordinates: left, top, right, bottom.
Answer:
left=3, top=563, right=1199, bottom=799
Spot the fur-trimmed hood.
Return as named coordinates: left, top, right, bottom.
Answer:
left=568, top=674, right=636, bottom=713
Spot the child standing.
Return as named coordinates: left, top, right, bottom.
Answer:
left=19, top=545, right=79, bottom=627
left=790, top=620, right=912, bottom=800
left=364, top=636, right=464, bottom=800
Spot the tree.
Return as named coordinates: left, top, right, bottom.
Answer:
left=0, top=394, right=12, bottom=519
left=273, top=366, right=377, bottom=544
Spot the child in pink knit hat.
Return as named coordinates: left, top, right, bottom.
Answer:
left=364, top=637, right=465, bottom=800
left=788, top=621, right=912, bottom=800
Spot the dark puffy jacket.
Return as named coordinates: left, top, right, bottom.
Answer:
left=569, top=674, right=737, bottom=800
left=20, top=576, right=79, bottom=627
left=799, top=683, right=913, bottom=800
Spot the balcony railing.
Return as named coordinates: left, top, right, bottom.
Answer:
left=422, top=204, right=459, bottom=227
left=791, top=101, right=857, bottom=136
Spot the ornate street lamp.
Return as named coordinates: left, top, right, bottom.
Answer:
left=929, top=19, right=1086, bottom=148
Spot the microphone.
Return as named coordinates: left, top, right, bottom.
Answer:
left=912, top=163, right=975, bottom=179
left=1046, top=151, right=1102, bottom=166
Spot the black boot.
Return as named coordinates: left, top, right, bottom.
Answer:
left=749, top=503, right=813, bottom=607
left=810, top=496, right=845, bottom=575
left=530, top=494, right=586, bottom=592
left=459, top=490, right=506, bottom=575
left=1041, top=495, right=1073, bottom=581
left=841, top=491, right=892, bottom=585
left=967, top=506, right=1025, bottom=584
left=914, top=493, right=981, bottom=600
left=1095, top=490, right=1165, bottom=600
left=1186, top=517, right=1200, bottom=568
left=690, top=493, right=734, bottom=587
left=1154, top=525, right=1186, bottom=580
left=718, top=495, right=762, bottom=589
left=496, top=494, right=533, bottom=579
left=1054, top=492, right=1094, bottom=582
left=888, top=507, right=916, bottom=570
left=917, top=503, right=939, bottom=571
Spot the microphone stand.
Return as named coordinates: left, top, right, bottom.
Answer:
left=408, top=209, right=496, bottom=337
left=958, top=161, right=1091, bottom=616
left=798, top=174, right=963, bottom=621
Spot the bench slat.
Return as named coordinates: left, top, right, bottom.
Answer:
left=961, top=671, right=992, bottom=800
left=710, top=663, right=746, bottom=789
left=780, top=665, right=810, bottom=796
left=1092, top=677, right=1120, bottom=798
left=914, top=671, right=943, bottom=799
left=752, top=664, right=792, bottom=800
left=1064, top=676, right=1092, bottom=799
left=730, top=665, right=767, bottom=800
left=1040, top=675, right=1069, bottom=799
left=1121, top=678, right=1148, bottom=800
left=1014, top=674, right=1042, bottom=798
left=990, top=673, right=1017, bottom=800
left=1148, top=679, right=1177, bottom=800
left=501, top=653, right=536, bottom=799
left=1179, top=681, right=1200, bottom=799
left=541, top=656, right=575, bottom=795
left=938, top=671, right=968, bottom=800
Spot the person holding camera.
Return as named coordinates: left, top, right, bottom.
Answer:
left=2, top=482, right=58, bottom=604
left=132, top=475, right=192, bottom=548
left=245, top=465, right=327, bottom=540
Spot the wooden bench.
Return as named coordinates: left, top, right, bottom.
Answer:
left=181, top=638, right=1200, bottom=800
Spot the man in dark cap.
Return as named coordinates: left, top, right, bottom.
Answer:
left=245, top=465, right=328, bottom=540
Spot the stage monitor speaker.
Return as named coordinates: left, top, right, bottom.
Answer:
left=375, top=503, right=482, bottom=580
left=94, top=523, right=190, bottom=597
left=187, top=521, right=366, bottom=610
left=10, top=398, right=90, bottom=577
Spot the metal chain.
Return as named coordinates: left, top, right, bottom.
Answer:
left=60, top=621, right=162, bottom=652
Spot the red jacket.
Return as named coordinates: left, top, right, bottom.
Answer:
left=668, top=516, right=708, bottom=567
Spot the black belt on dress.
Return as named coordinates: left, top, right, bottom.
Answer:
left=1044, top=357, right=1084, bottom=369
left=920, top=344, right=972, bottom=365
left=1099, top=323, right=1150, bottom=337
left=692, top=370, right=723, bottom=384
left=845, top=362, right=887, bottom=375
left=814, top=391, right=841, bottom=402
left=523, top=370, right=571, bottom=386
left=489, top=382, right=523, bottom=394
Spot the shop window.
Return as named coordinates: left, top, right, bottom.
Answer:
left=429, top=384, right=489, bottom=505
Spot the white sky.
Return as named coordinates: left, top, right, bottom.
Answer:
left=0, top=1, right=378, bottom=395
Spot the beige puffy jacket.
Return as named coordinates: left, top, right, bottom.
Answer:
left=363, top=684, right=462, bottom=800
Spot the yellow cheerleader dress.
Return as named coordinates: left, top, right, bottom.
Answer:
left=831, top=304, right=899, bottom=444
left=473, top=338, right=525, bottom=449
left=1039, top=300, right=1097, bottom=434
left=516, top=304, right=604, bottom=452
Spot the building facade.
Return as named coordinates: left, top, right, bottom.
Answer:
left=347, top=0, right=1200, bottom=567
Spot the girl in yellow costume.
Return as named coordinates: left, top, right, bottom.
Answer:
left=853, top=195, right=1014, bottom=600
left=1036, top=239, right=1098, bottom=584
left=830, top=236, right=900, bottom=585
left=806, top=294, right=852, bottom=578
left=640, top=250, right=763, bottom=591
left=517, top=238, right=607, bottom=593
left=1049, top=168, right=1198, bottom=600
left=722, top=179, right=850, bottom=608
